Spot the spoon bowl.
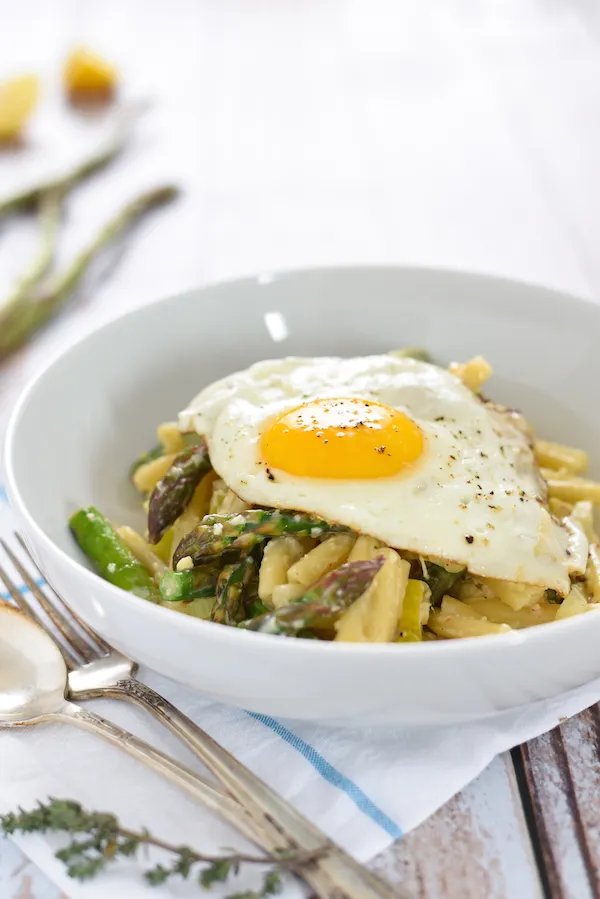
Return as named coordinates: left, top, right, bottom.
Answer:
left=0, top=605, right=67, bottom=722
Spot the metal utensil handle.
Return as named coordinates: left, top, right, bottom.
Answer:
left=51, top=700, right=268, bottom=846
left=106, top=677, right=408, bottom=899
left=51, top=700, right=340, bottom=899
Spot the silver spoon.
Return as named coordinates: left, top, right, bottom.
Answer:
left=0, top=604, right=274, bottom=846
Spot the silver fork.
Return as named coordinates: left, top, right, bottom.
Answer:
left=0, top=534, right=407, bottom=899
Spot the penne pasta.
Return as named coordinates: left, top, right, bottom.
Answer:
left=448, top=355, right=493, bottom=392
left=335, top=549, right=410, bottom=642
left=461, top=596, right=556, bottom=629
left=546, top=475, right=600, bottom=506
left=484, top=578, right=545, bottom=611
left=347, top=535, right=383, bottom=562
left=219, top=489, right=251, bottom=515
left=287, top=534, right=356, bottom=587
left=157, top=421, right=186, bottom=454
left=548, top=497, right=574, bottom=519
left=132, top=453, right=175, bottom=494
left=271, top=583, right=306, bottom=609
left=428, top=596, right=511, bottom=638
left=555, top=585, right=588, bottom=620
left=209, top=478, right=228, bottom=513
left=568, top=500, right=599, bottom=543
left=258, top=536, right=306, bottom=602
left=535, top=439, right=588, bottom=475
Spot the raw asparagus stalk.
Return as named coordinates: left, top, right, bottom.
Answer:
left=0, top=188, right=62, bottom=343
left=69, top=506, right=160, bottom=602
left=0, top=103, right=140, bottom=217
left=173, top=509, right=347, bottom=568
left=211, top=556, right=256, bottom=625
left=0, top=185, right=178, bottom=361
left=159, top=567, right=218, bottom=603
left=147, top=440, right=211, bottom=543
left=241, top=557, right=384, bottom=637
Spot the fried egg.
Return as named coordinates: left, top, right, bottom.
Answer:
left=179, top=355, right=587, bottom=593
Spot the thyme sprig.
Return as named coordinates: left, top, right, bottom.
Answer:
left=1, top=798, right=325, bottom=897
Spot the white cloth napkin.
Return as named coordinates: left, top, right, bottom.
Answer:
left=2, top=491, right=600, bottom=899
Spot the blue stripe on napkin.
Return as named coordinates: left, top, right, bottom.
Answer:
left=0, top=483, right=8, bottom=504
left=248, top=712, right=402, bottom=838
left=0, top=577, right=45, bottom=602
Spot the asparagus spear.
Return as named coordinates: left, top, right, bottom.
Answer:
left=0, top=188, right=62, bottom=342
left=0, top=185, right=178, bottom=362
left=396, top=579, right=428, bottom=642
left=173, top=509, right=347, bottom=568
left=422, top=561, right=465, bottom=606
left=0, top=103, right=140, bottom=217
left=211, top=556, right=256, bottom=625
left=69, top=506, right=160, bottom=603
left=241, top=557, right=384, bottom=637
left=147, top=440, right=212, bottom=543
left=159, top=566, right=218, bottom=603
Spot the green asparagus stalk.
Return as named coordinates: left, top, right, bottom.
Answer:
left=159, top=566, right=218, bottom=603
left=396, top=579, right=428, bottom=642
left=211, top=556, right=256, bottom=625
left=0, top=185, right=178, bottom=362
left=69, top=506, right=160, bottom=602
left=241, top=557, right=384, bottom=637
left=422, top=561, right=465, bottom=606
left=0, top=188, right=63, bottom=344
left=173, top=509, right=347, bottom=568
left=147, top=441, right=211, bottom=543
left=0, top=104, right=140, bottom=217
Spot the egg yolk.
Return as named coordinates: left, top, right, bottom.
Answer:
left=260, top=398, right=425, bottom=479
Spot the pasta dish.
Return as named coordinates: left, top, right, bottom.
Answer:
left=69, top=350, right=600, bottom=642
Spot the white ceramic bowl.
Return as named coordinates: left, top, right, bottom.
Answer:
left=5, top=267, right=600, bottom=726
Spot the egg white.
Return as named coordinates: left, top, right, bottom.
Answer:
left=179, top=355, right=587, bottom=593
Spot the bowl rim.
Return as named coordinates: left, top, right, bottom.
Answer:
left=5, top=263, right=600, bottom=658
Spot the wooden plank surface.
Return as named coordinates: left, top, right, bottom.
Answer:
left=517, top=707, right=600, bottom=899
left=0, top=838, right=66, bottom=899
left=372, top=754, right=543, bottom=899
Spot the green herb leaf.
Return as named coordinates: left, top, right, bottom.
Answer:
left=200, top=858, right=235, bottom=886
left=0, top=798, right=330, bottom=895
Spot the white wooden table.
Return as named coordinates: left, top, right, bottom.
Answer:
left=2, top=1, right=600, bottom=896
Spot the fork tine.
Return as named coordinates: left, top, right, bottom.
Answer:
left=0, top=538, right=98, bottom=664
left=15, top=533, right=112, bottom=654
left=0, top=555, right=80, bottom=669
